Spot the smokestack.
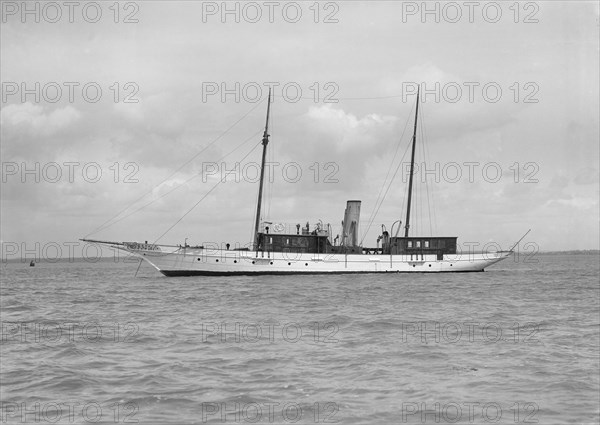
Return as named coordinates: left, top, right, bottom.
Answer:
left=342, top=200, right=361, bottom=247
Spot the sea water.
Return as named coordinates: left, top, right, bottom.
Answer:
left=1, top=253, right=598, bottom=424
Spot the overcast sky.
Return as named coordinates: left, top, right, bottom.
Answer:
left=1, top=1, right=599, bottom=260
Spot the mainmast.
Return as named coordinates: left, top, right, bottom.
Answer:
left=253, top=88, right=272, bottom=249
left=404, top=88, right=419, bottom=238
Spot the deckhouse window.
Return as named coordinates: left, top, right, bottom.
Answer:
left=424, top=241, right=429, bottom=248
left=407, top=241, right=413, bottom=248
left=416, top=241, right=421, bottom=248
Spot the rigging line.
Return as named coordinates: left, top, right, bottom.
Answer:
left=249, top=195, right=256, bottom=244
left=419, top=108, right=433, bottom=236
left=421, top=105, right=437, bottom=235
left=134, top=258, right=142, bottom=278
left=360, top=117, right=413, bottom=243
left=413, top=165, right=418, bottom=236
left=361, top=139, right=412, bottom=244
left=398, top=125, right=412, bottom=238
left=359, top=103, right=415, bottom=244
left=423, top=132, right=432, bottom=236
left=420, top=182, right=424, bottom=236
left=91, top=129, right=263, bottom=235
left=419, top=167, right=424, bottom=236
left=250, top=177, right=258, bottom=243
left=361, top=137, right=413, bottom=244
left=153, top=140, right=262, bottom=245
left=249, top=208, right=256, bottom=244
left=267, top=113, right=274, bottom=220
left=417, top=115, right=422, bottom=235
left=414, top=166, right=419, bottom=236
left=399, top=170, right=408, bottom=236
left=85, top=99, right=267, bottom=238
left=266, top=153, right=270, bottom=220
left=420, top=176, right=425, bottom=236
left=425, top=126, right=433, bottom=236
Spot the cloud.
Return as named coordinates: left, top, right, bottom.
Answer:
left=1, top=102, right=81, bottom=137
left=305, top=104, right=396, bottom=152
left=259, top=104, right=402, bottom=203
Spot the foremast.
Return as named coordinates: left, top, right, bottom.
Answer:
left=253, top=88, right=272, bottom=250
left=404, top=88, right=419, bottom=238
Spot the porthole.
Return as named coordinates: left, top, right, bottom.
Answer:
left=305, top=263, right=308, bottom=266
left=234, top=260, right=237, bottom=264
left=252, top=261, right=255, bottom=264
left=429, top=264, right=431, bottom=267
left=216, top=259, right=219, bottom=262
left=197, top=258, right=200, bottom=261
left=288, top=262, right=291, bottom=265
left=270, top=262, right=273, bottom=265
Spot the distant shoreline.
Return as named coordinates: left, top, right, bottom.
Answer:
left=2, top=250, right=599, bottom=264
left=537, top=250, right=600, bottom=255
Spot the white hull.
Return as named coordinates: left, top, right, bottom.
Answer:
left=120, top=246, right=511, bottom=276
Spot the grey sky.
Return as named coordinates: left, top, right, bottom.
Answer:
left=1, top=1, right=599, bottom=260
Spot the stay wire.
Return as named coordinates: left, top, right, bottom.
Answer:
left=360, top=103, right=415, bottom=244
left=153, top=140, right=263, bottom=244
left=85, top=99, right=267, bottom=238
left=420, top=106, right=438, bottom=235
left=90, top=129, right=263, bottom=235
left=420, top=107, right=433, bottom=236
left=361, top=135, right=413, bottom=244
